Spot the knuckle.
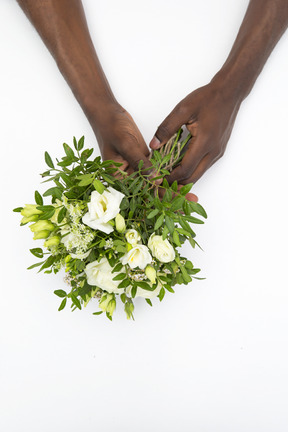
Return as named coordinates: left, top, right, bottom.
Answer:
left=156, top=123, right=172, bottom=141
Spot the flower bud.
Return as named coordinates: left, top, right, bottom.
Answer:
left=44, top=236, right=60, bottom=248
left=21, top=204, right=42, bottom=218
left=30, top=220, right=55, bottom=233
left=99, top=293, right=114, bottom=312
left=106, top=299, right=116, bottom=316
left=124, top=301, right=134, bottom=320
left=145, top=265, right=157, bottom=284
left=65, top=255, right=72, bottom=263
left=21, top=215, right=39, bottom=225
left=33, top=230, right=50, bottom=240
left=115, top=213, right=126, bottom=233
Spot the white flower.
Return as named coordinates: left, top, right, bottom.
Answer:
left=121, top=244, right=152, bottom=270
left=85, top=257, right=125, bottom=294
left=125, top=229, right=141, bottom=245
left=82, top=187, right=124, bottom=234
left=60, top=224, right=93, bottom=259
left=126, top=281, right=162, bottom=299
left=148, top=233, right=175, bottom=263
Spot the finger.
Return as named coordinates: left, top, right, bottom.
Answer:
left=180, top=153, right=214, bottom=184
left=124, top=144, right=152, bottom=173
left=149, top=105, right=189, bottom=150
left=166, top=136, right=206, bottom=184
left=158, top=184, right=198, bottom=202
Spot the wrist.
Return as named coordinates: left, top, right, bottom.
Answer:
left=210, top=66, right=250, bottom=105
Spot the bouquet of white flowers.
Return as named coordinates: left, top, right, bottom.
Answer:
left=14, top=129, right=207, bottom=320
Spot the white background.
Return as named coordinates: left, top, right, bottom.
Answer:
left=1, top=1, right=288, bottom=431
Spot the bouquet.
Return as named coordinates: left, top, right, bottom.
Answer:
left=14, top=129, right=207, bottom=320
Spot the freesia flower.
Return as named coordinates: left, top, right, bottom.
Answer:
left=82, top=187, right=124, bottom=234
left=85, top=257, right=125, bottom=294
left=121, top=244, right=152, bottom=270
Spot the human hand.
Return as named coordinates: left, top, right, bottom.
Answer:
left=91, top=104, right=151, bottom=174
left=149, top=79, right=242, bottom=185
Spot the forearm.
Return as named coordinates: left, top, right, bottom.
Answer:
left=17, top=0, right=119, bottom=128
left=213, top=0, right=288, bottom=101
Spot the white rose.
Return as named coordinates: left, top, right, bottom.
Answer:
left=85, top=257, right=125, bottom=294
left=126, top=281, right=162, bottom=299
left=82, top=187, right=125, bottom=234
left=125, top=229, right=141, bottom=245
left=121, top=244, right=152, bottom=269
left=148, top=233, right=175, bottom=263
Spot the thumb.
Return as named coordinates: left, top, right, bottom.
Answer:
left=149, top=106, right=185, bottom=150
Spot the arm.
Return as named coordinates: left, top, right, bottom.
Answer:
left=17, top=0, right=151, bottom=172
left=150, top=0, right=288, bottom=184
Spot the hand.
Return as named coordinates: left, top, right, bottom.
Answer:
left=92, top=104, right=151, bottom=174
left=149, top=79, right=242, bottom=185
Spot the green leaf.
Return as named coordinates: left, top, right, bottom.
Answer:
left=71, top=294, right=82, bottom=310
left=158, top=287, right=165, bottom=301
left=13, top=207, right=23, bottom=213
left=57, top=158, right=74, bottom=167
left=45, top=151, right=54, bottom=169
left=189, top=201, right=208, bottom=218
left=180, top=183, right=193, bottom=196
left=145, top=299, right=153, bottom=307
left=93, top=311, right=103, bottom=315
left=170, top=196, right=185, bottom=212
left=78, top=176, right=93, bottom=187
left=164, top=284, right=175, bottom=293
left=78, top=136, right=85, bottom=151
left=171, top=181, right=178, bottom=192
left=43, top=187, right=63, bottom=200
left=34, top=191, right=43, bottom=206
left=93, top=179, right=105, bottom=194
left=54, top=289, right=67, bottom=298
left=162, top=225, right=169, bottom=240
left=172, top=230, right=181, bottom=247
left=185, top=215, right=204, bottom=224
left=136, top=281, right=154, bottom=291
left=63, top=143, right=75, bottom=158
left=147, top=208, right=159, bottom=219
left=27, top=261, right=45, bottom=270
left=165, top=215, right=174, bottom=234
left=30, top=248, right=43, bottom=258
left=131, top=285, right=137, bottom=298
left=180, top=266, right=192, bottom=284
left=57, top=206, right=66, bottom=223
left=154, top=213, right=164, bottom=231
left=58, top=298, right=67, bottom=311
left=112, top=273, right=126, bottom=281
left=118, top=279, right=131, bottom=289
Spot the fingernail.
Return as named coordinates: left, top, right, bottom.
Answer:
left=149, top=136, right=161, bottom=149
left=150, top=170, right=163, bottom=185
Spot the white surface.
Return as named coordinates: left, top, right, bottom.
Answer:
left=1, top=1, right=288, bottom=431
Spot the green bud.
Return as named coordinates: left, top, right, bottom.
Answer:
left=21, top=204, right=42, bottom=218
left=99, top=293, right=114, bottom=312
left=106, top=299, right=116, bottom=316
left=33, top=230, right=50, bottom=240
left=124, top=301, right=134, bottom=320
left=145, top=265, right=156, bottom=284
left=30, top=220, right=55, bottom=233
left=115, top=213, right=126, bottom=233
left=44, top=236, right=60, bottom=248
left=21, top=215, right=39, bottom=225
left=65, top=255, right=71, bottom=263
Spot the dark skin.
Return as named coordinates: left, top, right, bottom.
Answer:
left=17, top=0, right=288, bottom=197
